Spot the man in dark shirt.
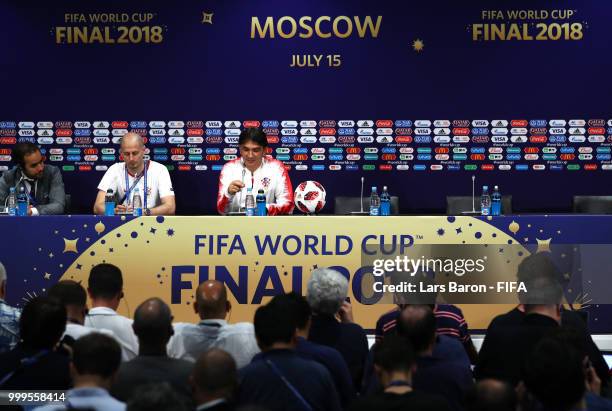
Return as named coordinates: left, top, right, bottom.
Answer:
left=269, top=292, right=355, bottom=408
left=111, top=298, right=193, bottom=405
left=192, top=349, right=237, bottom=411
left=349, top=335, right=450, bottom=411
left=0, top=296, right=70, bottom=389
left=238, top=301, right=341, bottom=411
left=306, top=268, right=368, bottom=391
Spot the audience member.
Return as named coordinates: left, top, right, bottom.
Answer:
left=126, top=382, right=189, bottom=411
left=85, top=263, right=139, bottom=361
left=34, top=333, right=124, bottom=411
left=465, top=379, right=516, bottom=411
left=191, top=348, right=237, bottom=411
left=238, top=302, right=341, bottom=411
left=111, top=298, right=193, bottom=405
left=349, top=335, right=451, bottom=411
left=268, top=292, right=356, bottom=408
left=0, top=296, right=70, bottom=389
left=307, top=268, right=368, bottom=391
left=0, top=261, right=20, bottom=353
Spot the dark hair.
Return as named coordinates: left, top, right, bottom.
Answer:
left=254, top=303, right=295, bottom=349
left=519, top=275, right=563, bottom=306
left=396, top=305, right=436, bottom=353
left=465, top=379, right=517, bottom=411
left=48, top=280, right=87, bottom=307
left=11, top=142, right=40, bottom=168
left=72, top=333, right=121, bottom=378
left=193, top=348, right=237, bottom=395
left=88, top=263, right=123, bottom=299
left=133, top=297, right=173, bottom=345
left=523, top=336, right=585, bottom=410
left=19, top=296, right=66, bottom=349
left=269, top=292, right=311, bottom=330
left=127, top=382, right=189, bottom=411
left=373, top=335, right=415, bottom=373
left=517, top=252, right=563, bottom=284
left=238, top=127, right=268, bottom=148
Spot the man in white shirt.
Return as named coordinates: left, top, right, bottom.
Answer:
left=93, top=132, right=175, bottom=216
left=217, top=127, right=294, bottom=215
left=168, top=280, right=259, bottom=368
left=84, top=264, right=138, bottom=361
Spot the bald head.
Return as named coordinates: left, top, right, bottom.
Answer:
left=120, top=132, right=145, bottom=149
left=192, top=348, right=237, bottom=401
left=195, top=280, right=229, bottom=320
left=466, top=379, right=517, bottom=411
left=396, top=305, right=437, bottom=354
left=120, top=132, right=146, bottom=174
left=133, top=297, right=173, bottom=346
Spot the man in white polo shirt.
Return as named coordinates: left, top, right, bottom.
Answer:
left=93, top=132, right=175, bottom=216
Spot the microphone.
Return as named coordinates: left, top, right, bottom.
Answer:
left=461, top=175, right=479, bottom=215
left=237, top=168, right=246, bottom=212
left=360, top=176, right=365, bottom=213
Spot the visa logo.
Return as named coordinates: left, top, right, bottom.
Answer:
left=491, top=136, right=509, bottom=143
left=281, top=128, right=298, bottom=136
left=149, top=129, right=166, bottom=136
left=357, top=136, right=374, bottom=143
left=338, top=120, right=355, bottom=127
left=472, top=120, right=489, bottom=127
left=205, top=121, right=222, bottom=128
left=414, top=128, right=431, bottom=135
left=224, top=137, right=239, bottom=144
left=18, top=130, right=35, bottom=137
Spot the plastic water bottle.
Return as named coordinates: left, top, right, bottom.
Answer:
left=380, top=186, right=390, bottom=216
left=7, top=187, right=16, bottom=216
left=256, top=189, right=267, bottom=216
left=132, top=187, right=142, bottom=216
left=491, top=185, right=501, bottom=216
left=480, top=186, right=491, bottom=216
left=245, top=188, right=255, bottom=216
left=370, top=186, right=380, bottom=216
left=16, top=186, right=28, bottom=216
left=105, top=189, right=115, bottom=216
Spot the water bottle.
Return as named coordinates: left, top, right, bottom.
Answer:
left=480, top=185, right=491, bottom=216
left=7, top=187, right=16, bottom=216
left=245, top=188, right=255, bottom=216
left=105, top=189, right=115, bottom=216
left=16, top=186, right=28, bottom=216
left=256, top=189, right=267, bottom=216
left=132, top=187, right=142, bottom=216
left=491, top=185, right=502, bottom=216
left=380, top=186, right=391, bottom=216
left=369, top=186, right=380, bottom=216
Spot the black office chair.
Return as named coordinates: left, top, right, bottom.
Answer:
left=572, top=196, right=612, bottom=214
left=334, top=196, right=399, bottom=215
left=446, top=195, right=512, bottom=215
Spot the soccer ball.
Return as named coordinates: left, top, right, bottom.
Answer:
left=294, top=181, right=326, bottom=214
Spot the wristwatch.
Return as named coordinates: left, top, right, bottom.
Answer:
left=144, top=208, right=151, bottom=216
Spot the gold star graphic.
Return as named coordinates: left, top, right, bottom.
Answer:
left=63, top=238, right=79, bottom=253
left=412, top=38, right=424, bottom=52
left=202, top=12, right=214, bottom=24
left=536, top=238, right=552, bottom=253
left=44, top=273, right=52, bottom=280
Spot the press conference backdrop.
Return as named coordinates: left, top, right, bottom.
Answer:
left=1, top=0, right=612, bottom=214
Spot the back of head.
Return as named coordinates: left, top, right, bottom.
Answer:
left=48, top=280, right=87, bottom=308
left=373, top=335, right=415, bottom=374
left=193, top=348, right=237, bottom=397
left=133, top=297, right=173, bottom=345
left=195, top=280, right=228, bottom=319
left=523, top=335, right=585, bottom=410
left=238, top=127, right=268, bottom=148
left=517, top=253, right=563, bottom=285
left=127, top=382, right=189, bottom=411
left=269, top=292, right=311, bottom=330
left=519, top=274, right=563, bottom=307
left=19, top=296, right=66, bottom=349
left=254, top=303, right=296, bottom=350
left=73, top=333, right=122, bottom=379
left=0, top=261, right=6, bottom=284
left=396, top=305, right=436, bottom=354
left=306, top=268, right=348, bottom=315
left=88, top=263, right=123, bottom=300
left=11, top=142, right=40, bottom=168
left=465, top=379, right=517, bottom=411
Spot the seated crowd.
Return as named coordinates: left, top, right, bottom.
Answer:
left=0, top=255, right=611, bottom=411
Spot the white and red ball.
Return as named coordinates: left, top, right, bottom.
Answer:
left=294, top=180, right=326, bottom=214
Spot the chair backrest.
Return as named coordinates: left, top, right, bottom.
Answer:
left=446, top=195, right=512, bottom=215
left=573, top=196, right=612, bottom=214
left=64, top=193, right=71, bottom=214
left=334, top=196, right=399, bottom=215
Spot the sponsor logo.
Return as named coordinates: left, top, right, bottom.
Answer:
left=416, top=147, right=431, bottom=153
left=491, top=136, right=509, bottom=143
left=111, top=129, right=128, bottom=137
left=578, top=154, right=593, bottom=160
left=93, top=136, right=111, bottom=145
left=18, top=121, right=35, bottom=129
left=542, top=147, right=557, bottom=154
left=329, top=154, right=343, bottom=161
left=110, top=121, right=128, bottom=129
left=529, top=119, right=547, bottom=127
left=36, top=129, right=53, bottom=137
left=568, top=136, right=586, bottom=143
left=597, top=147, right=611, bottom=153
left=82, top=148, right=98, bottom=155
left=205, top=148, right=221, bottom=155
left=263, top=128, right=279, bottom=135
left=364, top=154, right=379, bottom=161
left=66, top=155, right=81, bottom=161
left=357, top=136, right=374, bottom=143
left=224, top=121, right=241, bottom=128
left=542, top=154, right=557, bottom=161
left=603, top=164, right=612, bottom=171
left=488, top=147, right=503, bottom=154
left=84, top=155, right=98, bottom=161
left=205, top=121, right=222, bottom=128
left=0, top=129, right=15, bottom=137
left=35, top=121, right=53, bottom=128
left=511, top=120, right=528, bottom=127
left=549, top=165, right=563, bottom=171
left=382, top=154, right=397, bottom=161
left=178, top=165, right=192, bottom=171
left=195, top=165, right=208, bottom=171
left=62, top=165, right=75, bottom=171
left=376, top=136, right=393, bottom=143
left=153, top=155, right=169, bottom=161
left=566, top=164, right=580, bottom=170
left=589, top=127, right=605, bottom=135
left=295, top=164, right=309, bottom=171
left=37, top=137, right=54, bottom=144
left=453, top=154, right=467, bottom=161
left=395, top=136, right=413, bottom=143
left=395, top=120, right=412, bottom=127
left=338, top=128, right=355, bottom=135
left=185, top=121, right=204, bottom=129
left=328, top=147, right=342, bottom=154
left=376, top=120, right=393, bottom=128
left=463, top=164, right=477, bottom=171
left=346, top=147, right=360, bottom=154
left=532, top=164, right=545, bottom=171
left=414, top=120, right=431, bottom=127
left=524, top=147, right=540, bottom=154
left=329, top=164, right=342, bottom=170
left=310, top=154, right=325, bottom=161
left=149, top=129, right=166, bottom=137
left=498, top=164, right=512, bottom=171
left=584, top=164, right=598, bottom=171
left=74, top=129, right=91, bottom=138
left=452, top=120, right=470, bottom=127
left=18, top=130, right=35, bottom=137
left=338, top=136, right=355, bottom=144
left=472, top=120, right=489, bottom=127
left=281, top=128, right=298, bottom=136
left=491, top=128, right=508, bottom=135
left=491, top=120, right=509, bottom=127
left=146, top=137, right=165, bottom=144
left=224, top=128, right=241, bottom=136
left=471, top=136, right=490, bottom=143
left=453, top=128, right=470, bottom=136
left=93, top=129, right=110, bottom=137
left=399, top=154, right=413, bottom=161
left=346, top=154, right=361, bottom=161
left=205, top=154, right=221, bottom=161
left=471, top=147, right=486, bottom=154
left=147, top=121, right=165, bottom=129
left=243, top=120, right=260, bottom=128
left=171, top=148, right=186, bottom=155
left=453, top=136, right=470, bottom=143
left=414, top=128, right=431, bottom=135
left=93, top=121, right=110, bottom=129
left=48, top=155, right=63, bottom=162
left=453, top=147, right=467, bottom=154
left=338, top=120, right=355, bottom=127
left=364, top=147, right=379, bottom=154
left=529, top=136, right=547, bottom=143
left=95, top=165, right=108, bottom=171
left=357, top=120, right=374, bottom=127
left=187, top=128, right=204, bottom=136
left=129, top=121, right=147, bottom=129
left=524, top=154, right=539, bottom=160
left=267, top=136, right=280, bottom=144
left=530, top=127, right=547, bottom=134
left=319, top=120, right=336, bottom=128
left=395, top=128, right=412, bottom=135
left=211, top=165, right=223, bottom=171
left=588, top=119, right=605, bottom=127
left=569, top=127, right=586, bottom=135
left=396, top=164, right=410, bottom=170
left=568, top=119, right=586, bottom=127
left=506, top=154, right=521, bottom=161
left=548, top=135, right=566, bottom=143
left=434, top=128, right=450, bottom=135
left=414, top=136, right=432, bottom=144
left=319, top=128, right=336, bottom=136
left=17, top=137, right=35, bottom=143
left=548, top=119, right=566, bottom=127
left=511, top=127, right=528, bottom=135
left=189, top=155, right=204, bottom=161
left=224, top=137, right=239, bottom=144
left=379, top=165, right=392, bottom=171
left=281, top=136, right=298, bottom=144
left=588, top=135, right=605, bottom=143
left=560, top=154, right=576, bottom=161
left=376, top=128, right=393, bottom=135
left=510, top=136, right=527, bottom=143
left=169, top=137, right=186, bottom=144
left=435, top=154, right=449, bottom=161
left=167, top=121, right=185, bottom=128
left=188, top=137, right=204, bottom=144
left=78, top=165, right=92, bottom=171
left=281, top=120, right=298, bottom=128
left=382, top=147, right=397, bottom=154
left=300, top=136, right=317, bottom=144
left=206, top=128, right=223, bottom=136
left=470, top=154, right=485, bottom=161
left=276, top=148, right=290, bottom=154
left=292, top=147, right=308, bottom=154
left=433, top=136, right=450, bottom=143
left=446, top=164, right=461, bottom=171
left=300, top=128, right=316, bottom=136
left=300, top=120, right=317, bottom=128
left=169, top=129, right=185, bottom=136
left=578, top=147, right=593, bottom=154
left=357, top=128, right=374, bottom=136
left=435, top=147, right=449, bottom=154
left=596, top=154, right=611, bottom=161
left=171, top=155, right=185, bottom=161
left=413, top=165, right=426, bottom=171
left=49, top=148, right=63, bottom=155
left=481, top=164, right=494, bottom=171
left=549, top=128, right=566, bottom=135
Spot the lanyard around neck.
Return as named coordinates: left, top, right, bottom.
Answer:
left=124, top=161, right=148, bottom=209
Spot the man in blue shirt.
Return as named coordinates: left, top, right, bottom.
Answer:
left=238, top=300, right=341, bottom=411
